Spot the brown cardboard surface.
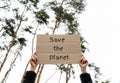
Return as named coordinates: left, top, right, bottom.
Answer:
left=36, top=43, right=81, bottom=53
left=37, top=34, right=80, bottom=43
left=36, top=35, right=81, bottom=64
left=37, top=53, right=82, bottom=64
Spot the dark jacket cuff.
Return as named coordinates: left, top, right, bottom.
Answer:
left=24, top=71, right=36, bottom=79
left=80, top=73, right=92, bottom=83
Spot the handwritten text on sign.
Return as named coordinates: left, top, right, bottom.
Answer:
left=36, top=35, right=81, bottom=64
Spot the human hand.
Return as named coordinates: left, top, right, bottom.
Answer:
left=79, top=56, right=88, bottom=73
left=30, top=53, right=38, bottom=71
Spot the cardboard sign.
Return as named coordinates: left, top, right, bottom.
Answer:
left=36, top=35, right=82, bottom=64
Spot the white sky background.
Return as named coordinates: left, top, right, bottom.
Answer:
left=1, top=0, right=120, bottom=83
left=79, top=0, right=120, bottom=82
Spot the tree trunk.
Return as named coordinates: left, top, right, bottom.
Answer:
left=35, top=64, right=44, bottom=83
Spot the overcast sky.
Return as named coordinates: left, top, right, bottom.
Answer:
left=79, top=0, right=120, bottom=82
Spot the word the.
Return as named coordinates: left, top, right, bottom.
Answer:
left=53, top=46, right=63, bottom=51
left=49, top=55, right=69, bottom=60
left=50, top=37, right=65, bottom=42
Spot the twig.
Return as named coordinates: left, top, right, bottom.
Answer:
left=52, top=0, right=65, bottom=35
left=66, top=64, right=72, bottom=83
left=58, top=71, right=63, bottom=83
left=0, top=27, right=4, bottom=38
left=36, top=64, right=44, bottom=83
left=34, top=64, right=41, bottom=83
left=45, top=69, right=58, bottom=83
left=32, top=23, right=39, bottom=55
left=0, top=27, right=3, bottom=32
left=0, top=4, right=10, bottom=9
left=1, top=46, right=23, bottom=83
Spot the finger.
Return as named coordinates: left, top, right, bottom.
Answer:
left=81, top=57, right=86, bottom=63
left=83, top=60, right=87, bottom=64
left=31, top=56, right=36, bottom=63
left=80, top=56, right=84, bottom=62
left=30, top=60, right=36, bottom=67
left=34, top=52, right=36, bottom=55
left=83, top=59, right=88, bottom=65
left=31, top=58, right=38, bottom=66
left=34, top=54, right=38, bottom=62
left=32, top=54, right=38, bottom=61
left=33, top=53, right=38, bottom=61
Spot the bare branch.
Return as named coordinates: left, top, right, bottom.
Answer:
left=58, top=71, right=63, bottom=83
left=0, top=4, right=10, bottom=9
left=0, top=27, right=4, bottom=32
left=1, top=45, right=23, bottom=83
left=0, top=27, right=4, bottom=38
left=32, top=23, right=39, bottom=55
left=35, top=64, right=44, bottom=83
left=0, top=5, right=27, bottom=72
left=45, top=69, right=58, bottom=83
left=66, top=64, right=72, bottom=83
left=21, top=24, right=39, bottom=82
left=52, top=0, right=65, bottom=34
left=20, top=23, right=39, bottom=82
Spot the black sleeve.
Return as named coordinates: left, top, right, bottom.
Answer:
left=80, top=73, right=92, bottom=83
left=22, top=71, right=36, bottom=83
